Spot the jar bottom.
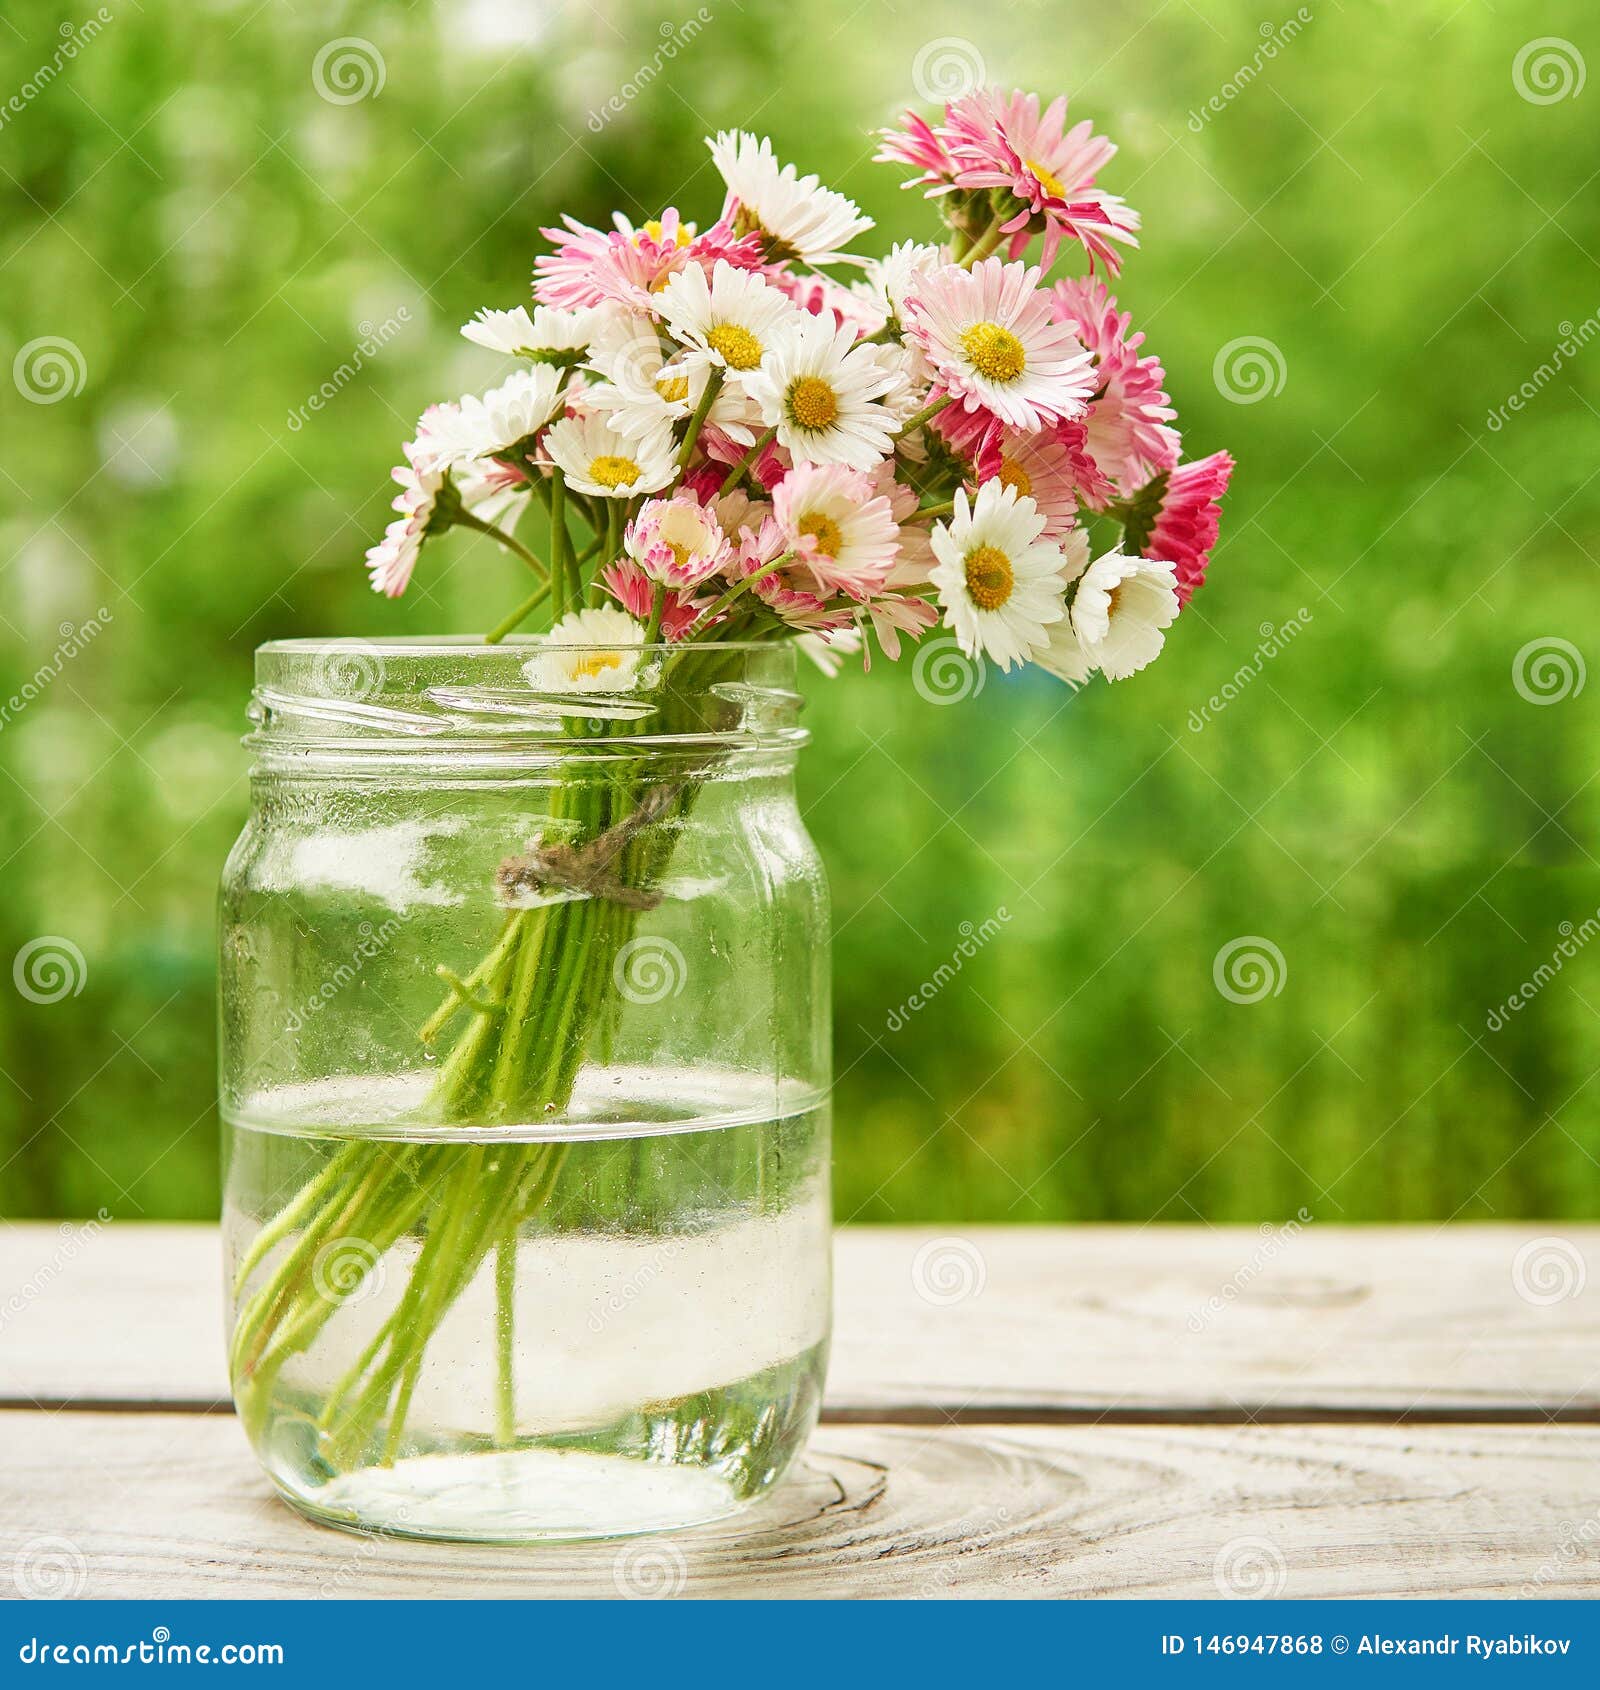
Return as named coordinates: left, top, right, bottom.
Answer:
left=253, top=1341, right=827, bottom=1544
left=276, top=1447, right=776, bottom=1545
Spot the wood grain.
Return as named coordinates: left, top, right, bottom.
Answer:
left=3, top=1413, right=1599, bottom=1599
left=3, top=1222, right=1598, bottom=1417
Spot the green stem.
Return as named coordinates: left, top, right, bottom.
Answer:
left=549, top=473, right=569, bottom=623
left=643, top=583, right=666, bottom=645
left=716, top=425, right=777, bottom=496
left=677, top=366, right=725, bottom=472
left=454, top=509, right=547, bottom=578
left=959, top=219, right=1008, bottom=269
left=892, top=395, right=954, bottom=442
left=684, top=553, right=793, bottom=641
left=495, top=1224, right=516, bottom=1445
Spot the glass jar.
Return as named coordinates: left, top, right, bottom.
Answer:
left=219, top=638, right=831, bottom=1542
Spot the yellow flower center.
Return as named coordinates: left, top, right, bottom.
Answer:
left=1106, top=585, right=1124, bottom=619
left=667, top=540, right=693, bottom=572
left=798, top=512, right=844, bottom=557
left=587, top=454, right=642, bottom=490
left=571, top=651, right=624, bottom=680
left=642, top=218, right=695, bottom=249
left=655, top=375, right=690, bottom=404
left=960, top=321, right=1027, bottom=384
left=997, top=457, right=1033, bottom=498
left=1026, top=157, right=1066, bottom=198
left=787, top=376, right=840, bottom=432
left=706, top=322, right=763, bottom=370
left=964, top=543, right=1014, bottom=612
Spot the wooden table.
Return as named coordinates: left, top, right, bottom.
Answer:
left=4, top=1223, right=1599, bottom=1598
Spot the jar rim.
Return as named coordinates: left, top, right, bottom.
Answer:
left=257, top=635, right=790, bottom=657
left=246, top=635, right=808, bottom=769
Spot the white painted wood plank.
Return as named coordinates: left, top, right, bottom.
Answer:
left=4, top=1223, right=1599, bottom=1413
left=3, top=1415, right=1598, bottom=1599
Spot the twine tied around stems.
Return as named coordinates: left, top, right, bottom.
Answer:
left=495, top=780, right=686, bottom=912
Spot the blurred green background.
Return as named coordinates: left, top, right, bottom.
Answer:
left=2, top=0, right=1597, bottom=1225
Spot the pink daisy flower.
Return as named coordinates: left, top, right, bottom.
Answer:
left=623, top=495, right=733, bottom=590
left=863, top=589, right=938, bottom=664
left=769, top=267, right=887, bottom=339
left=1123, top=451, right=1234, bottom=606
left=873, top=109, right=961, bottom=194
left=770, top=462, right=900, bottom=600
left=944, top=88, right=1140, bottom=273
left=534, top=209, right=761, bottom=313
left=1052, top=277, right=1178, bottom=492
left=904, top=259, right=1094, bottom=433
left=600, top=558, right=705, bottom=641
left=364, top=442, right=449, bottom=598
left=972, top=426, right=1090, bottom=540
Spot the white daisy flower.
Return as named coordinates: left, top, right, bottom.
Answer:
left=744, top=314, right=904, bottom=470
left=462, top=304, right=596, bottom=366
left=523, top=607, right=648, bottom=694
left=708, top=131, right=874, bottom=266
left=543, top=409, right=677, bottom=500
left=655, top=259, right=804, bottom=385
left=928, top=480, right=1069, bottom=670
left=413, top=367, right=564, bottom=472
left=905, top=258, right=1095, bottom=433
left=585, top=314, right=757, bottom=445
left=1063, top=547, right=1179, bottom=680
left=865, top=240, right=946, bottom=323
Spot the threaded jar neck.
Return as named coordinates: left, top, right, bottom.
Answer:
left=247, top=638, right=808, bottom=777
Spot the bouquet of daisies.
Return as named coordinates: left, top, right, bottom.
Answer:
left=233, top=89, right=1232, bottom=1465
left=366, top=90, right=1231, bottom=683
